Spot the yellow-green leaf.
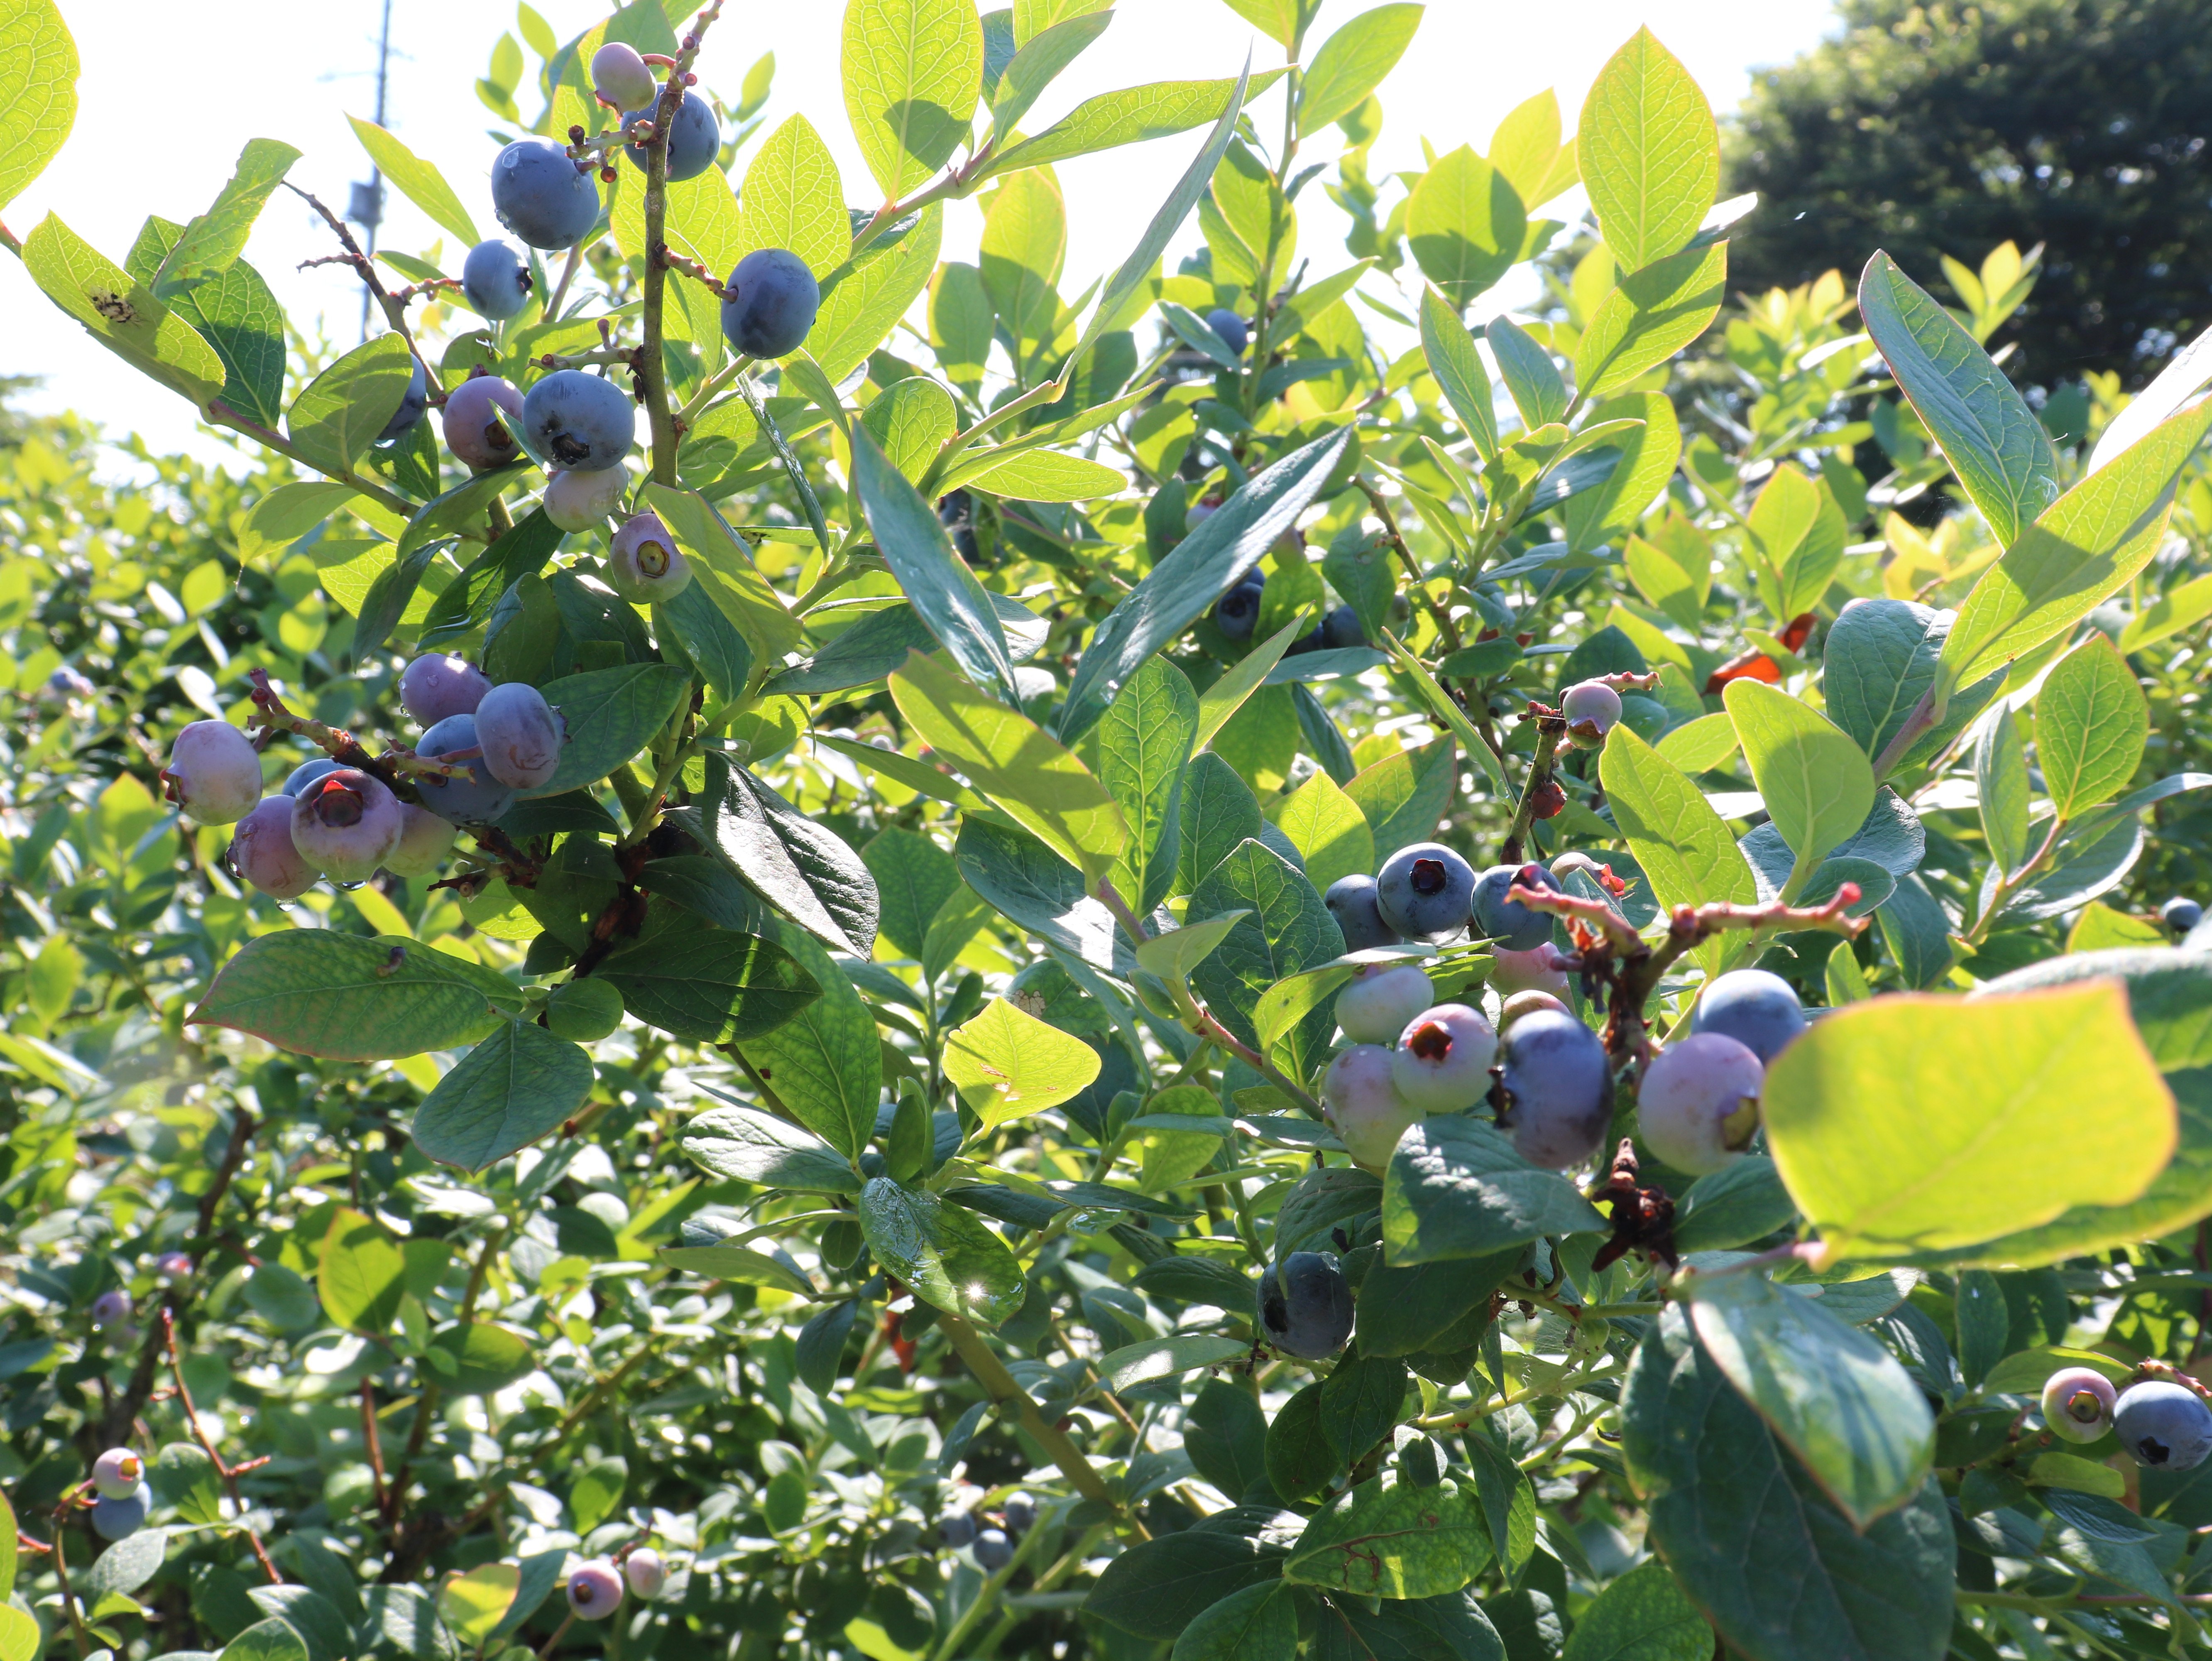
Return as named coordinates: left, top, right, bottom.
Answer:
left=1576, top=26, right=1717, bottom=273
left=1406, top=145, right=1525, bottom=305
left=22, top=214, right=225, bottom=409
left=286, top=332, right=415, bottom=477
left=0, top=0, right=76, bottom=214
left=1268, top=771, right=1372, bottom=894
left=1598, top=725, right=1756, bottom=912
left=1723, top=680, right=1875, bottom=885
left=644, top=483, right=803, bottom=669
left=440, top=1563, right=520, bottom=1647
left=942, top=997, right=1103, bottom=1128
left=2034, top=636, right=2148, bottom=820
left=734, top=113, right=849, bottom=286
left=347, top=116, right=480, bottom=247
left=841, top=0, right=984, bottom=198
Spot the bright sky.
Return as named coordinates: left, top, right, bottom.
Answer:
left=4, top=0, right=1837, bottom=467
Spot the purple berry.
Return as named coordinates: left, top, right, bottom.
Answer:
left=1498, top=1009, right=1612, bottom=1169
left=414, top=715, right=516, bottom=826
left=382, top=803, right=458, bottom=879
left=377, top=358, right=429, bottom=445
left=623, top=91, right=720, bottom=182
left=1205, top=308, right=1248, bottom=355
left=1391, top=1004, right=1499, bottom=1112
left=1212, top=576, right=1264, bottom=639
left=1335, top=963, right=1434, bottom=1044
left=228, top=796, right=318, bottom=899
left=567, top=1560, right=625, bottom=1620
left=162, top=721, right=264, bottom=825
left=1004, top=1494, right=1035, bottom=1535
left=1377, top=843, right=1478, bottom=944
left=1499, top=989, right=1569, bottom=1029
left=91, top=1290, right=132, bottom=1327
left=291, top=769, right=404, bottom=883
left=607, top=511, right=692, bottom=603
left=2114, top=1381, right=2212, bottom=1470
left=1560, top=680, right=1622, bottom=749
left=973, top=1528, right=1014, bottom=1571
left=443, top=373, right=528, bottom=469
left=399, top=654, right=492, bottom=727
left=2165, top=897, right=2203, bottom=933
left=1490, top=943, right=1572, bottom=998
left=492, top=136, right=601, bottom=250
left=1691, top=969, right=1807, bottom=1065
left=521, top=370, right=636, bottom=473
left=721, top=248, right=820, bottom=359
left=91, top=1483, right=150, bottom=1541
left=92, top=1448, right=144, bottom=1499
left=1323, top=1044, right=1421, bottom=1171
left=1471, top=862, right=1562, bottom=952
left=2041, top=1367, right=2118, bottom=1444
left=283, top=757, right=344, bottom=797
left=1256, top=1251, right=1353, bottom=1360
left=461, top=239, right=533, bottom=321
left=1637, top=1033, right=1763, bottom=1175
left=592, top=43, right=658, bottom=110
left=1319, top=605, right=1365, bottom=649
left=475, top=683, right=564, bottom=790
left=624, top=1547, right=666, bottom=1599
left=154, top=1252, right=193, bottom=1285
left=543, top=465, right=629, bottom=532
left=1325, top=874, right=1402, bottom=952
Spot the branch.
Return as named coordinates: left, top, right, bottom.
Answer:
left=936, top=1311, right=1139, bottom=1531
left=1500, top=707, right=1564, bottom=866
left=163, top=1308, right=281, bottom=1583
left=205, top=401, right=417, bottom=519
left=637, top=2, right=727, bottom=488
left=284, top=183, right=444, bottom=400
left=244, top=669, right=472, bottom=786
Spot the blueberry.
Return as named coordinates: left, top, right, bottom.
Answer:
left=1499, top=989, right=1569, bottom=1029
left=591, top=42, right=658, bottom=110
left=1377, top=843, right=1478, bottom=944
left=291, top=768, right=404, bottom=883
left=2041, top=1367, right=2118, bottom=1444
left=162, top=720, right=264, bottom=826
left=1003, top=1494, right=1036, bottom=1536
left=1319, top=605, right=1366, bottom=650
left=2165, top=897, right=2203, bottom=933
left=567, top=1560, right=625, bottom=1620
left=623, top=91, right=721, bottom=182
left=414, top=715, right=516, bottom=825
left=1490, top=943, right=1571, bottom=998
left=939, top=1512, right=978, bottom=1550
left=227, top=797, right=317, bottom=899
left=721, top=248, right=821, bottom=359
left=521, top=369, right=636, bottom=472
left=283, top=757, right=345, bottom=798
left=154, top=1252, right=193, bottom=1284
left=461, top=239, right=533, bottom=320
left=1637, top=1032, right=1763, bottom=1175
left=1691, top=969, right=1807, bottom=1065
left=624, top=1547, right=666, bottom=1600
left=973, top=1528, right=1014, bottom=1572
left=544, top=977, right=624, bottom=1041
left=1498, top=1009, right=1612, bottom=1169
left=1391, top=1003, right=1500, bottom=1112
left=91, top=1483, right=150, bottom=1541
left=91, top=1290, right=132, bottom=1326
left=1470, top=862, right=1563, bottom=951
left=1206, top=308, right=1248, bottom=355
left=1322, top=1044, right=1421, bottom=1172
left=1285, top=625, right=1326, bottom=656
left=1334, top=963, right=1434, bottom=1044
left=382, top=804, right=458, bottom=879
left=607, top=510, right=692, bottom=603
left=1256, top=1251, right=1354, bottom=1360
left=2114, top=1381, right=2212, bottom=1470
left=475, top=682, right=565, bottom=790
left=543, top=465, right=630, bottom=532
left=1325, top=874, right=1402, bottom=952
left=377, top=356, right=429, bottom=445
left=92, top=1448, right=144, bottom=1499
left=1211, top=576, right=1264, bottom=639
left=1559, top=679, right=1622, bottom=749
left=399, top=653, right=492, bottom=727
left=443, top=372, right=528, bottom=469
left=492, top=136, right=601, bottom=250
left=938, top=489, right=973, bottom=529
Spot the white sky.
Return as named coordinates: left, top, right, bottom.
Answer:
left=3, top=0, right=1837, bottom=466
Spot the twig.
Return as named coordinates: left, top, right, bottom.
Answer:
left=1357, top=479, right=1461, bottom=653
left=1500, top=708, right=1564, bottom=866
left=536, top=1611, right=577, bottom=1659
left=284, top=183, right=445, bottom=401
left=49, top=1526, right=90, bottom=1659
left=362, top=1379, right=391, bottom=1518
left=637, top=2, right=728, bottom=488
left=162, top=1308, right=281, bottom=1583
left=242, top=669, right=471, bottom=786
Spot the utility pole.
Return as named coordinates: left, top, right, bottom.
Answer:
left=348, top=0, right=395, bottom=342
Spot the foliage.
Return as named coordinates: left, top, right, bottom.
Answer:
left=1, top=3, right=2211, bottom=1661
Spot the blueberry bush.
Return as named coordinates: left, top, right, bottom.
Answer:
left=5, top=3, right=2212, bottom=1660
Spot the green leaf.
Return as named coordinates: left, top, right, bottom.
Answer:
left=1375, top=630, right=1512, bottom=796
left=1094, top=656, right=1199, bottom=914
left=22, top=213, right=226, bottom=409
left=1723, top=680, right=1875, bottom=884
left=1621, top=1308, right=1955, bottom=1661
left=1297, top=3, right=1422, bottom=135
left=1672, top=1156, right=1798, bottom=1255
left=1088, top=1530, right=1287, bottom=1640
left=1822, top=596, right=2005, bottom=772
left=1133, top=914, right=1247, bottom=990
left=1763, top=981, right=2177, bottom=1262
left=189, top=933, right=518, bottom=1060
left=347, top=116, right=479, bottom=246
left=644, top=483, right=805, bottom=668
left=439, top=1566, right=520, bottom=1651
left=409, top=1019, right=594, bottom=1172
left=863, top=828, right=961, bottom=960
left=530, top=661, right=689, bottom=797
left=1284, top=1472, right=1491, bottom=1597
left=991, top=11, right=1113, bottom=143
left=1599, top=725, right=1756, bottom=911
left=1576, top=27, right=1718, bottom=273
left=0, top=0, right=77, bottom=214
left=1169, top=1583, right=1294, bottom=1661
left=125, top=216, right=288, bottom=429
left=286, top=332, right=415, bottom=477
left=221, top=1618, right=312, bottom=1661
left=237, top=481, right=362, bottom=566
left=1098, top=1334, right=1250, bottom=1394
left=1188, top=839, right=1342, bottom=1075
left=1406, top=145, right=1526, bottom=305
left=1572, top=240, right=1727, bottom=403
left=0, top=1607, right=31, bottom=1661
left=812, top=202, right=945, bottom=382
left=943, top=997, right=1103, bottom=1128
left=153, top=137, right=301, bottom=295
left=680, top=1098, right=860, bottom=1193
left=732, top=113, right=850, bottom=295
left=1384, top=1116, right=1608, bottom=1263
left=1355, top=1251, right=1519, bottom=1359
left=858, top=1177, right=1025, bottom=1324
left=1487, top=317, right=1567, bottom=431
left=1973, top=703, right=2031, bottom=875
left=1563, top=392, right=1682, bottom=555
left=438, top=1322, right=536, bottom=1393
left=1269, top=771, right=1373, bottom=894
left=989, top=69, right=1285, bottom=179
left=1743, top=462, right=1845, bottom=623
left=669, top=753, right=881, bottom=957
left=595, top=907, right=821, bottom=1044
left=1680, top=1271, right=1933, bottom=1527
left=320, top=1207, right=406, bottom=1333
left=965, top=448, right=1128, bottom=501
left=1194, top=612, right=1312, bottom=755
left=737, top=932, right=881, bottom=1161
left=2119, top=569, right=2212, bottom=654
left=954, top=817, right=1121, bottom=970
left=1344, top=734, right=1456, bottom=854
left=2035, top=636, right=2148, bottom=819
left=1419, top=285, right=1498, bottom=461
left=1559, top=1559, right=1710, bottom=1661
left=841, top=0, right=984, bottom=198
left=247, top=1588, right=349, bottom=1661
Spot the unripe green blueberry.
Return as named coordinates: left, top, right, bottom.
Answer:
left=1323, top=1044, right=1422, bottom=1172
left=542, top=465, right=629, bottom=532
left=2040, top=1367, right=2117, bottom=1444
left=567, top=1561, right=624, bottom=1620
left=290, top=769, right=404, bottom=883
left=1637, top=1032, right=1763, bottom=1175
left=607, top=511, right=692, bottom=603
left=1334, top=963, right=1433, bottom=1044
left=162, top=720, right=264, bottom=825
left=545, top=977, right=624, bottom=1041
left=591, top=42, right=658, bottom=109
left=476, top=682, right=565, bottom=790
left=1391, top=1004, right=1499, bottom=1112
left=381, top=803, right=458, bottom=879
left=228, top=796, right=318, bottom=899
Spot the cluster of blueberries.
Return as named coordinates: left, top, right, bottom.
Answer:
left=165, top=654, right=564, bottom=901
left=2042, top=1367, right=2212, bottom=1472
left=1210, top=574, right=1367, bottom=658
left=567, top=1547, right=669, bottom=1621
left=937, top=1493, right=1036, bottom=1572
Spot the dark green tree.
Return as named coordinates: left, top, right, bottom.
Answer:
left=1724, top=0, right=2212, bottom=384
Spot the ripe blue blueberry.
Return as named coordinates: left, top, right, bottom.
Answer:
left=283, top=757, right=345, bottom=797
left=91, top=1483, right=151, bottom=1541
left=1377, top=843, right=1478, bottom=944
left=1211, top=576, right=1264, bottom=639
left=607, top=510, right=693, bottom=603
left=492, top=137, right=601, bottom=250
left=1325, top=874, right=1402, bottom=952
left=1499, top=1009, right=1612, bottom=1169
left=1334, top=963, right=1434, bottom=1044
left=461, top=239, right=533, bottom=320
left=1691, top=969, right=1807, bottom=1065
left=414, top=715, right=517, bottom=826
left=291, top=769, right=404, bottom=883
left=568, top=1560, right=625, bottom=1620
left=2114, top=1381, right=2212, bottom=1470
left=377, top=358, right=429, bottom=445
left=1559, top=679, right=1622, bottom=748
left=521, top=369, right=636, bottom=472
left=2040, top=1367, right=2118, bottom=1444
left=543, top=466, right=630, bottom=532
left=91, top=1289, right=133, bottom=1327
left=163, top=720, right=265, bottom=826
left=2165, top=897, right=2203, bottom=932
left=973, top=1529, right=1014, bottom=1571
left=1471, top=862, right=1563, bottom=951
left=1206, top=308, right=1249, bottom=355
left=939, top=1512, right=978, bottom=1550
left=443, top=372, right=528, bottom=469
left=399, top=653, right=492, bottom=727
left=721, top=248, right=821, bottom=359
left=624, top=1547, right=666, bottom=1600
left=1319, top=605, right=1366, bottom=649
left=591, top=42, right=658, bottom=110
left=1004, top=1494, right=1035, bottom=1535
left=475, top=682, right=565, bottom=790
left=1391, top=1004, right=1500, bottom=1112
left=93, top=1448, right=144, bottom=1499
left=624, top=91, right=721, bottom=182
left=228, top=796, right=318, bottom=900
left=1323, top=1043, right=1421, bottom=1171
left=1256, top=1251, right=1354, bottom=1359
left=1637, top=1032, right=1763, bottom=1175
left=382, top=804, right=458, bottom=880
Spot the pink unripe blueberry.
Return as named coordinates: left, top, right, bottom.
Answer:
left=91, top=1290, right=132, bottom=1327
left=1637, top=1033, right=1764, bottom=1175
left=475, top=683, right=565, bottom=790
left=228, top=796, right=318, bottom=899
left=1323, top=1044, right=1422, bottom=1172
left=290, top=769, right=404, bottom=883
left=155, top=1252, right=193, bottom=1285
left=625, top=1547, right=666, bottom=1599
left=1559, top=680, right=1621, bottom=748
left=1390, top=1004, right=1498, bottom=1112
left=543, top=465, right=629, bottom=532
left=2041, top=1367, right=2118, bottom=1443
left=568, top=1560, right=625, bottom=1620
left=1334, top=964, right=1434, bottom=1045
left=399, top=654, right=492, bottom=726
left=93, top=1448, right=145, bottom=1499
left=161, top=721, right=264, bottom=825
left=382, top=803, right=458, bottom=879
left=1499, top=990, right=1569, bottom=1030
left=442, top=374, right=528, bottom=470
left=606, top=511, right=692, bottom=603
left=1490, top=942, right=1571, bottom=998
left=591, top=42, right=658, bottom=109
